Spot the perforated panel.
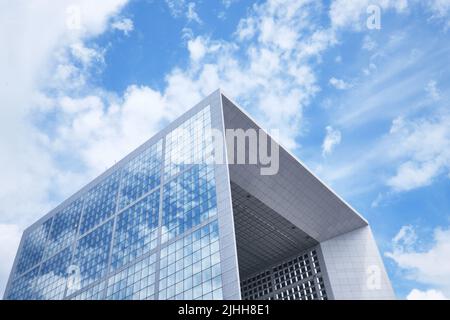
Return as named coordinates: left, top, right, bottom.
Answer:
left=240, top=248, right=327, bottom=300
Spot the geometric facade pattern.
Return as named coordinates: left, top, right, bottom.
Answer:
left=241, top=249, right=327, bottom=300
left=4, top=89, right=395, bottom=300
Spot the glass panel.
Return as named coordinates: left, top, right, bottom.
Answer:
left=35, top=247, right=73, bottom=300
left=111, top=191, right=159, bottom=270
left=118, top=140, right=163, bottom=210
left=69, top=220, right=114, bottom=295
left=164, top=106, right=213, bottom=179
left=6, top=104, right=226, bottom=300
left=162, top=164, right=217, bottom=243
left=15, top=218, right=53, bottom=276
left=45, top=198, right=83, bottom=259
left=158, top=220, right=222, bottom=300
left=80, top=171, right=120, bottom=235
left=5, top=267, right=40, bottom=300
left=70, top=280, right=107, bottom=300
left=106, top=254, right=157, bottom=300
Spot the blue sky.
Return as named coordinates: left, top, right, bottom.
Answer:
left=1, top=0, right=450, bottom=299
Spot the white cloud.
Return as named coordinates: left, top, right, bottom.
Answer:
left=322, top=126, right=342, bottom=156
left=165, top=0, right=202, bottom=24
left=70, top=42, right=105, bottom=66
left=386, top=113, right=450, bottom=191
left=362, top=63, right=377, bottom=76
left=329, top=77, right=353, bottom=90
left=0, top=224, right=22, bottom=297
left=169, top=0, right=336, bottom=149
left=392, top=225, right=417, bottom=250
left=329, top=0, right=450, bottom=30
left=427, top=0, right=450, bottom=23
left=314, top=26, right=450, bottom=195
left=425, top=80, right=441, bottom=100
left=316, top=109, right=450, bottom=197
left=187, top=2, right=202, bottom=24
left=165, top=0, right=186, bottom=17
left=111, top=18, right=134, bottom=35
left=222, top=0, right=238, bottom=8
left=7, top=0, right=450, bottom=299
left=362, top=35, right=377, bottom=51
left=187, top=36, right=207, bottom=61
left=407, top=288, right=447, bottom=300
left=329, top=0, right=408, bottom=29
left=386, top=225, right=450, bottom=297
left=0, top=0, right=130, bottom=296
left=0, top=0, right=337, bottom=230
left=387, top=161, right=442, bottom=191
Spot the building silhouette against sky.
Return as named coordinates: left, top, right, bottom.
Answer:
left=4, top=90, right=395, bottom=300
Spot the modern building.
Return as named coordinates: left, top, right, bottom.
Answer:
left=4, top=90, right=395, bottom=300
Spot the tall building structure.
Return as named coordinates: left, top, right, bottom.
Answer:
left=4, top=90, right=395, bottom=300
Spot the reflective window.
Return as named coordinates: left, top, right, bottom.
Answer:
left=80, top=171, right=120, bottom=235
left=69, top=220, right=113, bottom=295
left=35, top=247, right=72, bottom=300
left=162, top=164, right=217, bottom=243
left=5, top=267, right=39, bottom=300
left=6, top=105, right=226, bottom=301
left=15, top=218, right=53, bottom=276
left=159, top=220, right=222, bottom=300
left=119, top=140, right=163, bottom=210
left=70, top=280, right=107, bottom=300
left=106, top=254, right=157, bottom=300
left=164, top=106, right=213, bottom=178
left=111, top=191, right=160, bottom=270
left=45, top=198, right=83, bottom=259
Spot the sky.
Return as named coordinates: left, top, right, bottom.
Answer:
left=1, top=0, right=450, bottom=300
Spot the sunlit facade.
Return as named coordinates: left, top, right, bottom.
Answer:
left=4, top=90, right=395, bottom=300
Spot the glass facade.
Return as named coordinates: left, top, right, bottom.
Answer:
left=158, top=220, right=222, bottom=300
left=5, top=105, right=224, bottom=300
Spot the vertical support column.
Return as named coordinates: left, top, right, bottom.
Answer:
left=211, top=90, right=242, bottom=300
left=102, top=168, right=124, bottom=299
left=153, top=138, right=166, bottom=299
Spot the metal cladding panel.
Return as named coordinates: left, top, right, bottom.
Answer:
left=319, top=226, right=395, bottom=300
left=221, top=93, right=368, bottom=243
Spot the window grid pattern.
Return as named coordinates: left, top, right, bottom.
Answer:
left=15, top=218, right=53, bottom=276
left=106, top=254, right=157, bottom=300
left=5, top=267, right=39, bottom=300
left=69, top=220, right=114, bottom=295
left=118, top=140, right=163, bottom=210
left=45, top=198, right=83, bottom=259
left=158, top=220, right=222, bottom=300
left=35, top=247, right=72, bottom=300
left=164, top=106, right=213, bottom=179
left=241, top=249, right=327, bottom=300
left=7, top=107, right=223, bottom=300
left=162, top=164, right=217, bottom=243
left=70, top=280, right=107, bottom=300
left=80, top=171, right=120, bottom=235
left=111, top=191, right=160, bottom=270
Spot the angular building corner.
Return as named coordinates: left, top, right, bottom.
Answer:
left=3, top=89, right=395, bottom=300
